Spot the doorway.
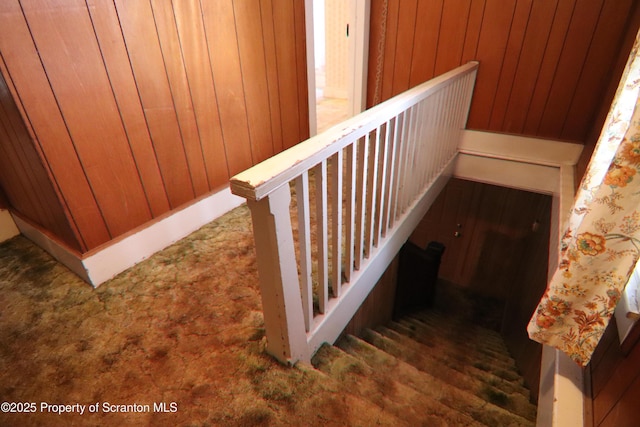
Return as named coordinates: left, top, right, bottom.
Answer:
left=307, top=0, right=370, bottom=134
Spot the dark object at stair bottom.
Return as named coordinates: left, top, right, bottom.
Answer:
left=393, top=240, right=445, bottom=318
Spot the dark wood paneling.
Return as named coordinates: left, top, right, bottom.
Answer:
left=0, top=187, right=7, bottom=209
left=0, top=0, right=308, bottom=252
left=343, top=256, right=399, bottom=337
left=410, top=179, right=550, bottom=298
left=369, top=0, right=637, bottom=144
left=501, top=194, right=551, bottom=401
left=590, top=318, right=640, bottom=427
left=598, top=374, right=640, bottom=427
left=410, top=179, right=551, bottom=400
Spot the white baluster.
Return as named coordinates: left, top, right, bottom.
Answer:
left=295, top=173, right=313, bottom=331
left=315, top=160, right=329, bottom=313
left=331, top=151, right=343, bottom=297
left=355, top=135, right=369, bottom=269
left=344, top=142, right=357, bottom=282
left=364, top=128, right=380, bottom=255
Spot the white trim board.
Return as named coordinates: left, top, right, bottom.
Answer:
left=0, top=208, right=19, bottom=243
left=14, top=187, right=244, bottom=287
left=459, top=130, right=583, bottom=167
left=454, top=154, right=560, bottom=195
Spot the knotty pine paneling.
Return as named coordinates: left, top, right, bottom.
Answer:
left=368, top=0, right=638, bottom=144
left=0, top=0, right=309, bottom=252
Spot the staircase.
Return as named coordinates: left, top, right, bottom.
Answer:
left=310, top=305, right=537, bottom=426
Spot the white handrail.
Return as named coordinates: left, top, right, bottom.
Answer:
left=230, top=62, right=478, bottom=364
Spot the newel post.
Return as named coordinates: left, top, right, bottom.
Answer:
left=246, top=185, right=310, bottom=365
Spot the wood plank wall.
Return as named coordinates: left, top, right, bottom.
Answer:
left=588, top=318, right=640, bottom=427
left=410, top=179, right=551, bottom=299
left=367, top=0, right=638, bottom=144
left=0, top=63, right=79, bottom=250
left=410, top=178, right=552, bottom=400
left=0, top=0, right=308, bottom=252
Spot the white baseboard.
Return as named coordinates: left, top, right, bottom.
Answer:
left=14, top=187, right=245, bottom=287
left=0, top=208, right=19, bottom=243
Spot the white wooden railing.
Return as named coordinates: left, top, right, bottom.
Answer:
left=230, top=62, right=478, bottom=364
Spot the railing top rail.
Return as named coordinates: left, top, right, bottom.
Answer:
left=230, top=61, right=478, bottom=201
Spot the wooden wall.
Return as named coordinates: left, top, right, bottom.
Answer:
left=0, top=65, right=79, bottom=250
left=410, top=179, right=551, bottom=299
left=0, top=0, right=309, bottom=252
left=367, top=0, right=639, bottom=144
left=343, top=257, right=399, bottom=337
left=587, top=318, right=640, bottom=427
left=410, top=178, right=551, bottom=399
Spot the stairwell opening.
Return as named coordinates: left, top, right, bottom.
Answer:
left=340, top=177, right=551, bottom=416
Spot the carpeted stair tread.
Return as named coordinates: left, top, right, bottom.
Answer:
left=398, top=316, right=517, bottom=367
left=405, top=314, right=509, bottom=356
left=400, top=315, right=511, bottom=355
left=312, top=344, right=487, bottom=427
left=375, top=325, right=529, bottom=394
left=294, top=362, right=410, bottom=426
left=357, top=330, right=536, bottom=422
left=339, top=334, right=536, bottom=425
left=413, top=309, right=507, bottom=345
left=409, top=311, right=509, bottom=352
left=391, top=319, right=520, bottom=375
left=387, top=320, right=523, bottom=383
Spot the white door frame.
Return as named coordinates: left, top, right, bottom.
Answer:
left=348, top=0, right=370, bottom=116
left=305, top=0, right=370, bottom=136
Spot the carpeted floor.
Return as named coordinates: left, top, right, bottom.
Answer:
left=0, top=205, right=386, bottom=427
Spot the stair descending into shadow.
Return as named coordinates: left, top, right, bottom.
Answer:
left=311, top=308, right=537, bottom=426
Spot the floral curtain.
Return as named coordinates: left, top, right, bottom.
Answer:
left=528, top=30, right=640, bottom=367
